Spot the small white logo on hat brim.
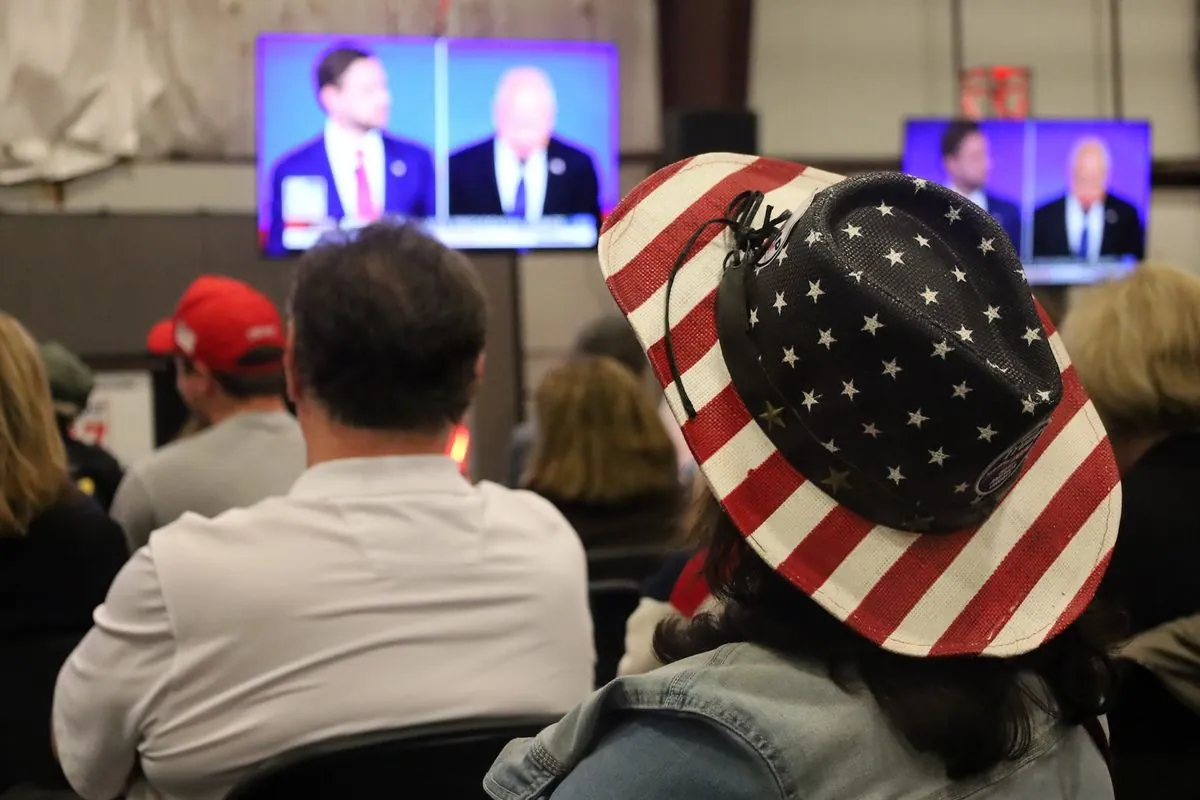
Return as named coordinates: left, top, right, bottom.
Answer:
left=974, top=419, right=1050, bottom=497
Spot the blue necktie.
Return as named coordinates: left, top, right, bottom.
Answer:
left=512, top=170, right=527, bottom=220
left=1077, top=219, right=1090, bottom=261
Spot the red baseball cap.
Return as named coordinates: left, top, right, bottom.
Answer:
left=149, top=276, right=285, bottom=374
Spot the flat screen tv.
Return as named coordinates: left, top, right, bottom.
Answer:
left=901, top=119, right=1151, bottom=285
left=256, top=33, right=618, bottom=255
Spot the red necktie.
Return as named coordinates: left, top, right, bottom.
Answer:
left=355, top=149, right=377, bottom=221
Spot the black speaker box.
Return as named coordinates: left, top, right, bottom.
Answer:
left=663, top=109, right=759, bottom=161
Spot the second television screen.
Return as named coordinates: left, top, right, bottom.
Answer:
left=257, top=34, right=618, bottom=255
left=901, top=119, right=1151, bottom=285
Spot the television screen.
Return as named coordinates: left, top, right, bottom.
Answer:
left=901, top=119, right=1151, bottom=285
left=256, top=34, right=618, bottom=255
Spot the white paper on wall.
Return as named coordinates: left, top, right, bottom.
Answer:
left=70, top=371, right=156, bottom=468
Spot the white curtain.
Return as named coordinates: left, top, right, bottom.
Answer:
left=0, top=0, right=657, bottom=184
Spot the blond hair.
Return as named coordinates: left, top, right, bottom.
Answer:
left=524, top=356, right=679, bottom=503
left=1062, top=262, right=1200, bottom=438
left=0, top=313, right=67, bottom=535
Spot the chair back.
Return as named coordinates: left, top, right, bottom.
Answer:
left=224, top=716, right=558, bottom=800
left=587, top=544, right=670, bottom=583
left=589, top=579, right=642, bottom=686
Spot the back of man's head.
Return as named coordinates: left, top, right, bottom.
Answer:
left=289, top=222, right=488, bottom=433
left=39, top=340, right=93, bottom=426
left=572, top=315, right=647, bottom=378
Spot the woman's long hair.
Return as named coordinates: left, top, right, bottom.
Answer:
left=523, top=356, right=679, bottom=504
left=0, top=314, right=68, bottom=535
left=655, top=492, right=1117, bottom=780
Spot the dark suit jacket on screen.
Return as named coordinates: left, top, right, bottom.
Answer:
left=448, top=136, right=600, bottom=219
left=1032, top=192, right=1145, bottom=260
left=983, top=194, right=1022, bottom=249
left=266, top=132, right=435, bottom=253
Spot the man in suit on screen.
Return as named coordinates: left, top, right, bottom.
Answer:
left=1032, top=136, right=1145, bottom=261
left=448, top=66, right=600, bottom=221
left=265, top=46, right=435, bottom=253
left=940, top=120, right=1022, bottom=247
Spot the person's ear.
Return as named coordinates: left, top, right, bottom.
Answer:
left=283, top=322, right=300, bottom=404
left=318, top=85, right=338, bottom=115
left=473, top=352, right=486, bottom=384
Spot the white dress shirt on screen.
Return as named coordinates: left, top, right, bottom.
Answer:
left=324, top=121, right=385, bottom=219
left=1066, top=194, right=1105, bottom=262
left=53, top=455, right=594, bottom=800
left=494, top=138, right=547, bottom=221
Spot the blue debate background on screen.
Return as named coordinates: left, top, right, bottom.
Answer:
left=256, top=34, right=437, bottom=230
left=445, top=39, right=619, bottom=213
left=1030, top=121, right=1151, bottom=216
left=901, top=120, right=1026, bottom=206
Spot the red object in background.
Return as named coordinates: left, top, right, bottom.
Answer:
left=959, top=66, right=1030, bottom=120
left=446, top=424, right=470, bottom=475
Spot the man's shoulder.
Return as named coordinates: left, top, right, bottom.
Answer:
left=1106, top=192, right=1140, bottom=215
left=449, top=137, right=494, bottom=165
left=548, top=137, right=596, bottom=168
left=986, top=193, right=1019, bottom=215
left=1033, top=195, right=1067, bottom=217
left=381, top=133, right=432, bottom=163
left=271, top=136, right=325, bottom=174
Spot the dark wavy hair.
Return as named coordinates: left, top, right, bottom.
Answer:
left=654, top=492, right=1118, bottom=781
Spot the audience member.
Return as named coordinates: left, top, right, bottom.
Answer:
left=1063, top=262, right=1200, bottom=795
left=506, top=314, right=691, bottom=487
left=0, top=315, right=127, bottom=796
left=110, top=276, right=305, bottom=550
left=523, top=357, right=683, bottom=553
left=53, top=222, right=593, bottom=800
left=486, top=160, right=1118, bottom=798
left=38, top=341, right=124, bottom=512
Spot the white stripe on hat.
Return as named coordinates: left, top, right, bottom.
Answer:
left=983, top=484, right=1120, bottom=655
left=625, top=171, right=842, bottom=335
left=601, top=160, right=748, bottom=281
left=880, top=399, right=1102, bottom=653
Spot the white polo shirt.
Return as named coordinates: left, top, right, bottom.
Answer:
left=53, top=455, right=594, bottom=800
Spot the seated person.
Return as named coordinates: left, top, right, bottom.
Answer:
left=0, top=315, right=126, bottom=795
left=522, top=356, right=684, bottom=556
left=110, top=276, right=306, bottom=550
left=52, top=222, right=594, bottom=800
left=39, top=341, right=124, bottom=511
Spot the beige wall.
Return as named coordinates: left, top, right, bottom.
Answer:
left=752, top=0, right=1200, bottom=274
left=3, top=0, right=1199, bottom=414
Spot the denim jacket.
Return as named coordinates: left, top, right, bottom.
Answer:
left=485, top=643, right=1112, bottom=800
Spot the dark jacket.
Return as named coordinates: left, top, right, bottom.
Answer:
left=537, top=489, right=684, bottom=555
left=983, top=193, right=1021, bottom=249
left=266, top=133, right=435, bottom=254
left=0, top=489, right=128, bottom=793
left=448, top=136, right=600, bottom=219
left=62, top=434, right=123, bottom=513
left=1031, top=193, right=1145, bottom=260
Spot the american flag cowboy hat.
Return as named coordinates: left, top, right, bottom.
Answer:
left=599, top=153, right=1120, bottom=657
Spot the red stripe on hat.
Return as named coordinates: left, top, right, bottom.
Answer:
left=1034, top=299, right=1058, bottom=336
left=842, top=364, right=1088, bottom=643
left=683, top=383, right=751, bottom=464
left=607, top=159, right=807, bottom=315
left=776, top=506, right=875, bottom=593
left=669, top=551, right=713, bottom=618
left=648, top=290, right=718, bottom=386
left=721, top=450, right=806, bottom=536
left=601, top=158, right=692, bottom=235
left=927, top=442, right=1119, bottom=656
left=1045, top=549, right=1113, bottom=642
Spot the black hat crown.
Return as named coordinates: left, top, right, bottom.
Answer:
left=713, top=172, right=1062, bottom=533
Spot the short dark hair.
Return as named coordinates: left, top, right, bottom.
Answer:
left=315, top=45, right=373, bottom=93
left=940, top=120, right=983, bottom=159
left=572, top=315, right=648, bottom=378
left=289, top=221, right=487, bottom=433
left=180, top=349, right=286, bottom=400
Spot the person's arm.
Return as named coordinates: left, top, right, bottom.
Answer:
left=547, top=714, right=781, bottom=800
left=52, top=548, right=176, bottom=800
left=109, top=471, right=156, bottom=552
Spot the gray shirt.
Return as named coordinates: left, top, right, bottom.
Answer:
left=111, top=411, right=306, bottom=551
